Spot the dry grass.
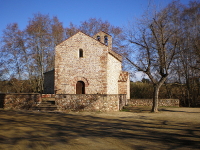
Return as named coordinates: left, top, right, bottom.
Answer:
left=0, top=107, right=200, bottom=150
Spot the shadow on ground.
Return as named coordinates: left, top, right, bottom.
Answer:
left=122, top=106, right=152, bottom=113
left=0, top=108, right=200, bottom=150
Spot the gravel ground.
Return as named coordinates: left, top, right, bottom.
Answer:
left=0, top=107, right=200, bottom=150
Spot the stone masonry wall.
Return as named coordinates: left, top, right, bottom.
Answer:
left=118, top=81, right=128, bottom=97
left=0, top=93, right=41, bottom=110
left=128, top=99, right=179, bottom=107
left=107, top=54, right=122, bottom=94
left=55, top=94, right=127, bottom=112
left=118, top=72, right=130, bottom=99
left=126, top=75, right=130, bottom=99
left=0, top=93, right=180, bottom=111
left=55, top=32, right=108, bottom=94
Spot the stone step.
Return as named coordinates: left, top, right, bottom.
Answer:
left=42, top=97, right=55, bottom=101
left=32, top=103, right=57, bottom=111
left=32, top=106, right=57, bottom=111
left=40, top=101, right=55, bottom=105
left=32, top=99, right=57, bottom=111
left=37, top=103, right=56, bottom=107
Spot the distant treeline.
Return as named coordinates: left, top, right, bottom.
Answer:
left=130, top=79, right=200, bottom=107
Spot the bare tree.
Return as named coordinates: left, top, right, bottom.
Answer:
left=1, top=13, right=64, bottom=93
left=65, top=22, right=79, bottom=38
left=1, top=23, right=27, bottom=92
left=65, top=18, right=125, bottom=52
left=126, top=2, right=182, bottom=112
left=172, top=0, right=200, bottom=106
left=26, top=13, right=64, bottom=92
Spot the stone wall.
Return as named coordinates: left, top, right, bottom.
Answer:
left=55, top=94, right=126, bottom=112
left=0, top=93, right=180, bottom=111
left=118, top=72, right=130, bottom=99
left=128, top=99, right=179, bottom=107
left=107, top=54, right=122, bottom=94
left=0, top=93, right=41, bottom=109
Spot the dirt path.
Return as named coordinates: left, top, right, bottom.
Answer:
left=0, top=107, right=200, bottom=150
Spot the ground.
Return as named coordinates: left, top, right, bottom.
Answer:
left=0, top=107, right=200, bottom=150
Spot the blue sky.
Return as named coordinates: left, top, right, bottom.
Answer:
left=0, top=0, right=191, bottom=36
left=0, top=0, right=191, bottom=81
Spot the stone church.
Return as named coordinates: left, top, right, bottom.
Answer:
left=44, top=31, right=130, bottom=99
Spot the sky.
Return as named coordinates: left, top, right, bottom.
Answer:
left=0, top=0, right=192, bottom=81
left=0, top=0, right=191, bottom=36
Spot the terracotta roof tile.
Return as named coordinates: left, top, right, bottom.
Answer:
left=118, top=71, right=129, bottom=82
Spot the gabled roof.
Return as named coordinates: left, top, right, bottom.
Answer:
left=56, top=31, right=94, bottom=47
left=56, top=31, right=122, bottom=62
left=108, top=50, right=122, bottom=62
left=56, top=31, right=108, bottom=47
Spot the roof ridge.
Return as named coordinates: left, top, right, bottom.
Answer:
left=108, top=50, right=122, bottom=62
left=56, top=31, right=109, bottom=47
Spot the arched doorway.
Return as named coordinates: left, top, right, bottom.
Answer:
left=76, top=81, right=85, bottom=94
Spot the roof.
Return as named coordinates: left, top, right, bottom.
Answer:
left=56, top=31, right=122, bottom=62
left=43, top=69, right=54, bottom=74
left=108, top=50, right=122, bottom=62
left=118, top=71, right=129, bottom=82
left=56, top=31, right=95, bottom=47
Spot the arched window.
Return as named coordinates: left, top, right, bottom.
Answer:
left=104, top=36, right=108, bottom=45
left=97, top=36, right=101, bottom=41
left=79, top=49, right=83, bottom=57
left=76, top=81, right=85, bottom=94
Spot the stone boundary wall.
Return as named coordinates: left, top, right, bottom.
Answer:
left=0, top=93, right=41, bottom=110
left=0, top=94, right=179, bottom=111
left=128, top=99, right=179, bottom=107
left=55, top=94, right=127, bottom=112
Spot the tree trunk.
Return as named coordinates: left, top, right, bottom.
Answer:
left=152, top=85, right=160, bottom=112
left=151, top=76, right=167, bottom=112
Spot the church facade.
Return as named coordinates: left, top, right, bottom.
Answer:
left=44, top=31, right=130, bottom=99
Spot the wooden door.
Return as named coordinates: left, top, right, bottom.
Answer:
left=76, top=81, right=85, bottom=94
